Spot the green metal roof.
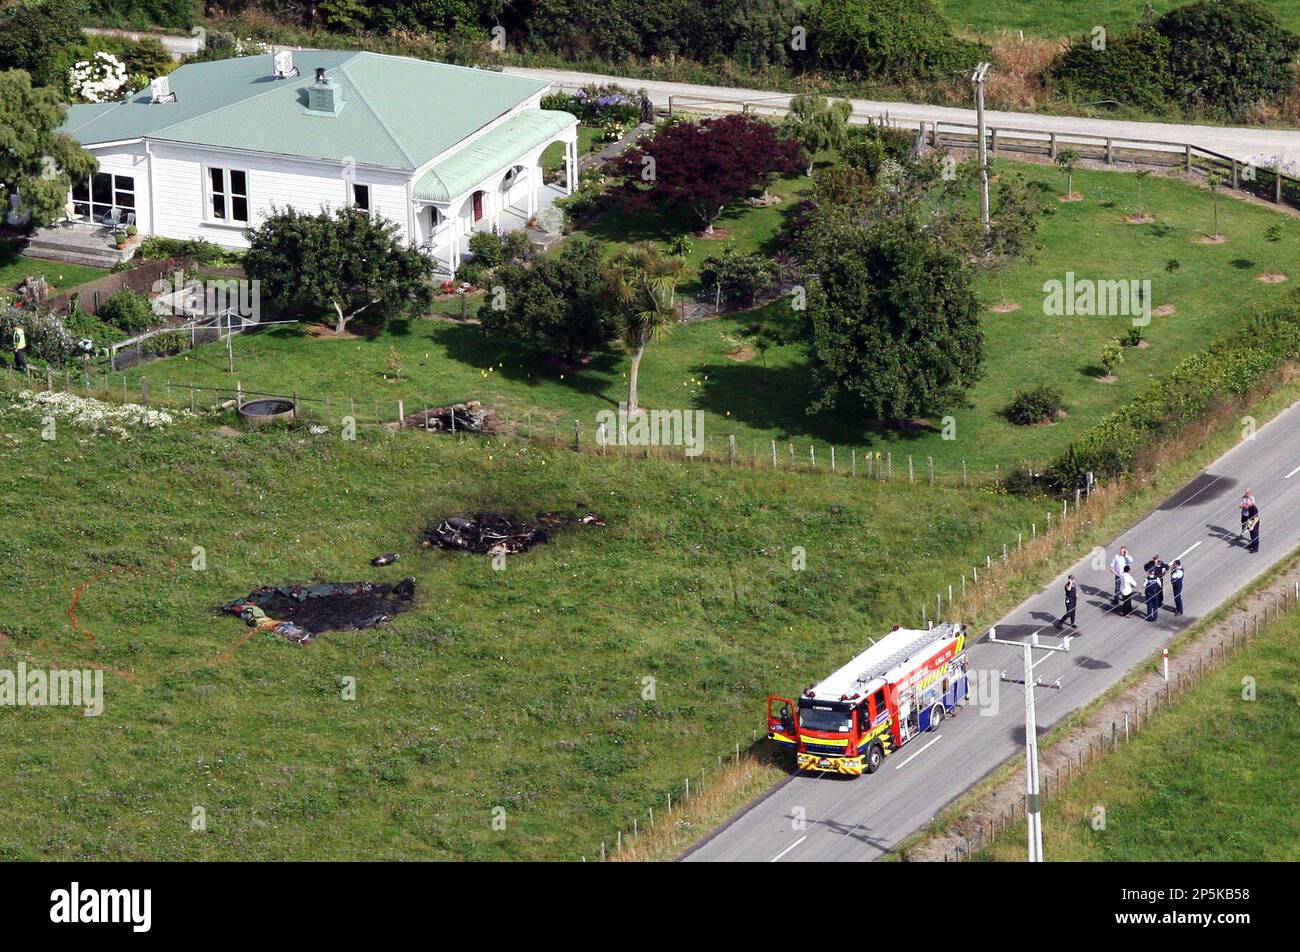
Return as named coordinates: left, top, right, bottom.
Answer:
left=61, top=51, right=552, bottom=171
left=413, top=109, right=577, bottom=203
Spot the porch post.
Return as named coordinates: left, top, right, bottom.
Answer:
left=566, top=139, right=577, bottom=195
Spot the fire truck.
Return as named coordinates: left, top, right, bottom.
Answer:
left=767, top=622, right=970, bottom=776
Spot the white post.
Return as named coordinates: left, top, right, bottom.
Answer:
left=1023, top=641, right=1042, bottom=863
left=973, top=63, right=992, bottom=240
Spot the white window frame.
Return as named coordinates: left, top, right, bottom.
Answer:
left=205, top=165, right=250, bottom=226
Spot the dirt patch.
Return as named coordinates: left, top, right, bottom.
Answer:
left=425, top=511, right=604, bottom=556
left=1096, top=374, right=1119, bottom=384
left=745, top=193, right=782, bottom=208
left=222, top=579, right=416, bottom=645
left=1258, top=272, right=1289, bottom=283
left=209, top=425, right=244, bottom=439
left=904, top=559, right=1300, bottom=862
left=304, top=323, right=365, bottom=340
left=1123, top=214, right=1155, bottom=224
left=1193, top=234, right=1229, bottom=244
left=696, top=228, right=731, bottom=240
left=726, top=346, right=756, bottom=362
left=988, top=301, right=1022, bottom=313
left=1059, top=193, right=1083, bottom=203
left=1152, top=304, right=1177, bottom=316
left=1133, top=339, right=1151, bottom=349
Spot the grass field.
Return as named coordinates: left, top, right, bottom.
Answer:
left=114, top=159, right=1300, bottom=475
left=0, top=238, right=106, bottom=304
left=941, top=0, right=1300, bottom=37
left=0, top=399, right=1046, bottom=860
left=976, top=607, right=1300, bottom=860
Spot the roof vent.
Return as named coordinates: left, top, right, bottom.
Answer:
left=149, top=76, right=177, bottom=104
left=273, top=50, right=299, bottom=79
left=306, top=69, right=344, bottom=116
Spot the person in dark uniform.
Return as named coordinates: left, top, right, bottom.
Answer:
left=1153, top=556, right=1167, bottom=608
left=1143, top=571, right=1161, bottom=622
left=10, top=321, right=26, bottom=372
left=1057, top=574, right=1078, bottom=629
left=1169, top=559, right=1185, bottom=615
left=1239, top=489, right=1256, bottom=539
left=1246, top=505, right=1261, bottom=553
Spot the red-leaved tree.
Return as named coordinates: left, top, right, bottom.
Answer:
left=610, top=114, right=805, bottom=234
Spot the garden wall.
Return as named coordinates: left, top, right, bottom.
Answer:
left=45, top=257, right=194, bottom=315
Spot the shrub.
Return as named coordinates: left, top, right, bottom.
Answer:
left=0, top=306, right=78, bottom=366
left=805, top=0, right=987, bottom=83
left=455, top=261, right=488, bottom=288
left=142, top=330, right=187, bottom=357
left=467, top=230, right=530, bottom=269
left=1043, top=303, right=1300, bottom=490
left=1155, top=0, right=1300, bottom=118
left=135, top=235, right=227, bottom=266
left=1006, top=385, right=1065, bottom=425
left=698, top=246, right=777, bottom=307
left=1100, top=338, right=1125, bottom=376
left=841, top=124, right=916, bottom=179
left=1122, top=326, right=1146, bottom=347
left=97, top=289, right=155, bottom=334
left=1047, top=26, right=1173, bottom=110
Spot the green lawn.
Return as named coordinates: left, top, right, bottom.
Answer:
left=540, top=124, right=603, bottom=178
left=115, top=159, right=1300, bottom=477
left=977, top=607, right=1300, bottom=860
left=0, top=399, right=1043, bottom=860
left=0, top=238, right=106, bottom=303
left=941, top=0, right=1300, bottom=36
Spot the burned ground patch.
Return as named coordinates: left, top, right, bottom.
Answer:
left=425, top=511, right=604, bottom=556
left=222, top=579, right=416, bottom=644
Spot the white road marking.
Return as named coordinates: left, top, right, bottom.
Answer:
left=1286, top=464, right=1300, bottom=479
left=770, top=835, right=806, bottom=862
left=1174, top=540, right=1203, bottom=561
left=894, top=734, right=942, bottom=769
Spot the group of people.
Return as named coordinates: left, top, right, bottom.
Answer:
left=1056, top=490, right=1263, bottom=630
left=1104, top=548, right=1185, bottom=623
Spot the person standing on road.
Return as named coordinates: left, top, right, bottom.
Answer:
left=1240, top=490, right=1257, bottom=540
left=1143, top=571, right=1162, bottom=622
left=1170, top=559, right=1185, bottom=616
left=1110, top=546, right=1133, bottom=604
left=1120, top=565, right=1137, bottom=616
left=1246, top=504, right=1261, bottom=553
left=1057, top=574, right=1078, bottom=629
left=1153, top=556, right=1167, bottom=609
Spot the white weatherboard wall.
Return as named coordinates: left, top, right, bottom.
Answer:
left=145, top=142, right=412, bottom=248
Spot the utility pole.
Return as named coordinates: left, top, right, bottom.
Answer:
left=972, top=62, right=992, bottom=240
left=987, top=625, right=1070, bottom=862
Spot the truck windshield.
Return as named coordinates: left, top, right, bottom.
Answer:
left=798, top=707, right=853, bottom=734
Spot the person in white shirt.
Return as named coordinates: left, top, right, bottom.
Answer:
left=1110, top=546, right=1133, bottom=604
left=1119, top=565, right=1137, bottom=616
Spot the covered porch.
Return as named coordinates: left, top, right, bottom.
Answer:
left=411, top=109, right=578, bottom=277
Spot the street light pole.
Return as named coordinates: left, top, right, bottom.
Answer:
left=987, top=626, right=1070, bottom=862
left=972, top=62, right=992, bottom=240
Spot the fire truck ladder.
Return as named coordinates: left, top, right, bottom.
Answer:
left=855, top=624, right=958, bottom=687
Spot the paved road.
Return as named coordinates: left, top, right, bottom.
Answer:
left=506, top=66, right=1300, bottom=171
left=684, top=399, right=1300, bottom=862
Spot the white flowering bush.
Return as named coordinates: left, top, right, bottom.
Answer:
left=13, top=390, right=178, bottom=439
left=68, top=52, right=129, bottom=103
left=234, top=37, right=270, bottom=55
left=0, top=307, right=78, bottom=366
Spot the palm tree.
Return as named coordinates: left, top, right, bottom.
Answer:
left=603, top=243, right=684, bottom=416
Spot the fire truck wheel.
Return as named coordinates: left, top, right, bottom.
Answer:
left=864, top=742, right=884, bottom=774
left=928, top=704, right=944, bottom=731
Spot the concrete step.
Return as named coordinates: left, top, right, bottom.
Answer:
left=22, top=239, right=131, bottom=269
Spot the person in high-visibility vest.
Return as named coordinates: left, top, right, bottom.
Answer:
left=10, top=322, right=27, bottom=372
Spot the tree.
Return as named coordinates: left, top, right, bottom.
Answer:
left=0, top=1, right=84, bottom=87
left=610, top=113, right=804, bottom=233
left=1055, top=148, right=1081, bottom=199
left=1206, top=170, right=1225, bottom=238
left=244, top=206, right=432, bottom=335
left=601, top=243, right=683, bottom=415
left=1100, top=338, right=1124, bottom=378
left=0, top=71, right=98, bottom=229
left=1155, top=0, right=1300, bottom=118
left=479, top=237, right=613, bottom=366
left=1134, top=169, right=1152, bottom=220
left=781, top=95, right=852, bottom=175
left=802, top=213, right=983, bottom=420
left=804, top=0, right=985, bottom=82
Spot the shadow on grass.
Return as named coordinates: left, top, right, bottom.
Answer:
left=435, top=322, right=623, bottom=403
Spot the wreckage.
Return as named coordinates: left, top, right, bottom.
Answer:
left=222, top=578, right=416, bottom=644
left=425, top=511, right=604, bottom=557
left=399, top=400, right=498, bottom=434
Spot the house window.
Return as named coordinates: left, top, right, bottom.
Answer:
left=207, top=167, right=248, bottom=224
left=351, top=183, right=371, bottom=211
left=71, top=173, right=134, bottom=222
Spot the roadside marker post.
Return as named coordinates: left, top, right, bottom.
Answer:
left=1162, top=647, right=1169, bottom=682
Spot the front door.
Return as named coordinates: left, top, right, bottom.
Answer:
left=472, top=191, right=484, bottom=222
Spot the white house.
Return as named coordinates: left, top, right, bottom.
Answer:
left=57, top=50, right=578, bottom=275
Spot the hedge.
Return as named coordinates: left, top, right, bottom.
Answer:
left=1043, top=302, right=1300, bottom=491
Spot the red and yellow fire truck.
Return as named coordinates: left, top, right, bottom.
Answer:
left=767, top=622, right=970, bottom=776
